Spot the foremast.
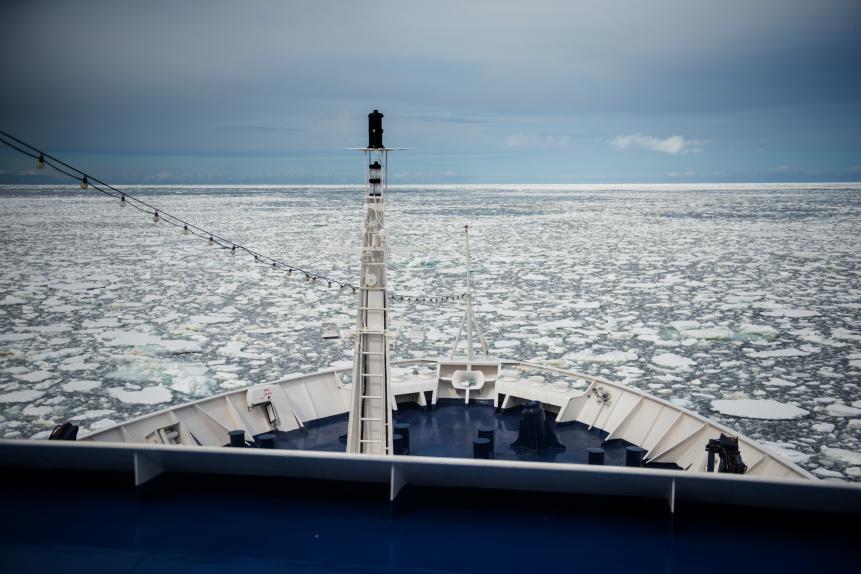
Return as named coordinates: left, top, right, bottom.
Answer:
left=450, top=224, right=489, bottom=360
left=346, top=110, right=394, bottom=455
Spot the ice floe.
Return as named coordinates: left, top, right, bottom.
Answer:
left=825, top=403, right=861, bottom=417
left=651, top=353, right=695, bottom=369
left=61, top=379, right=101, bottom=392
left=108, top=385, right=173, bottom=405
left=565, top=350, right=638, bottom=363
left=710, top=399, right=808, bottom=420
left=0, top=389, right=45, bottom=403
left=745, top=347, right=809, bottom=359
left=15, top=370, right=54, bottom=383
left=820, top=447, right=861, bottom=466
left=101, top=330, right=201, bottom=354
left=22, top=405, right=53, bottom=417
left=761, top=441, right=812, bottom=464
left=0, top=295, right=26, bottom=305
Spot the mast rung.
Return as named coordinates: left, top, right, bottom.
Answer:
left=361, top=373, right=385, bottom=378
left=360, top=395, right=383, bottom=399
left=361, top=351, right=385, bottom=355
left=359, top=439, right=383, bottom=444
left=360, top=417, right=382, bottom=422
left=358, top=307, right=389, bottom=311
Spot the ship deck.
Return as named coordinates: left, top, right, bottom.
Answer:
left=261, top=399, right=678, bottom=469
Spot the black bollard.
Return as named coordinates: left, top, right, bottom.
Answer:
left=474, top=437, right=493, bottom=459
left=587, top=447, right=605, bottom=465
left=511, top=400, right=565, bottom=451
left=393, top=422, right=411, bottom=454
left=393, top=433, right=407, bottom=455
left=257, top=433, right=275, bottom=449
left=477, top=426, right=495, bottom=441
left=229, top=430, right=246, bottom=447
left=478, top=426, right=495, bottom=457
left=625, top=446, right=646, bottom=467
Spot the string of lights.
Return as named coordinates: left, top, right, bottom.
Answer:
left=0, top=130, right=466, bottom=303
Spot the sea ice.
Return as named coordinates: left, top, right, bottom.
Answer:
left=820, top=447, right=861, bottom=466
left=15, top=370, right=54, bottom=383
left=710, top=399, right=808, bottom=420
left=22, top=405, right=53, bottom=417
left=825, top=403, right=861, bottom=417
left=188, top=314, right=234, bottom=325
left=745, top=348, right=809, bottom=358
left=101, top=330, right=201, bottom=354
left=218, top=341, right=267, bottom=360
left=0, top=390, right=45, bottom=403
left=62, top=379, right=101, bottom=392
left=651, top=353, right=694, bottom=369
left=812, top=468, right=844, bottom=478
left=0, top=333, right=38, bottom=342
left=761, top=441, right=812, bottom=464
left=89, top=418, right=118, bottom=430
left=683, top=327, right=734, bottom=340
left=0, top=295, right=25, bottom=305
left=71, top=409, right=115, bottom=420
left=565, top=350, right=638, bottom=363
left=764, top=377, right=795, bottom=387
left=108, top=385, right=173, bottom=405
left=669, top=397, right=694, bottom=409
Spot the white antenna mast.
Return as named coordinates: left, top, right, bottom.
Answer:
left=345, top=110, right=400, bottom=455
left=450, top=224, right=489, bottom=361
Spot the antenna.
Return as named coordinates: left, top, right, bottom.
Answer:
left=346, top=110, right=408, bottom=456
left=450, top=224, right=489, bottom=361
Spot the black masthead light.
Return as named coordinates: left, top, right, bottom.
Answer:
left=369, top=161, right=382, bottom=184
left=368, top=109, right=384, bottom=149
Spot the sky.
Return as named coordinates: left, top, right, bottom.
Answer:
left=0, top=0, right=859, bottom=184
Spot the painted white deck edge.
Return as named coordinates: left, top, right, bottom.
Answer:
left=73, top=358, right=814, bottom=481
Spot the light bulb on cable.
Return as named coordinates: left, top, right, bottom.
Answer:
left=208, top=237, right=214, bottom=247
left=80, top=176, right=89, bottom=190
left=231, top=245, right=236, bottom=255
left=153, top=211, right=159, bottom=223
left=183, top=225, right=190, bottom=235
left=119, top=195, right=126, bottom=208
left=36, top=154, right=45, bottom=169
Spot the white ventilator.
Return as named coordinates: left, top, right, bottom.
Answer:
left=450, top=224, right=489, bottom=361
left=346, top=110, right=399, bottom=455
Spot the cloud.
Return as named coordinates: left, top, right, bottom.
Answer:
left=611, top=133, right=704, bottom=154
left=667, top=170, right=697, bottom=178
